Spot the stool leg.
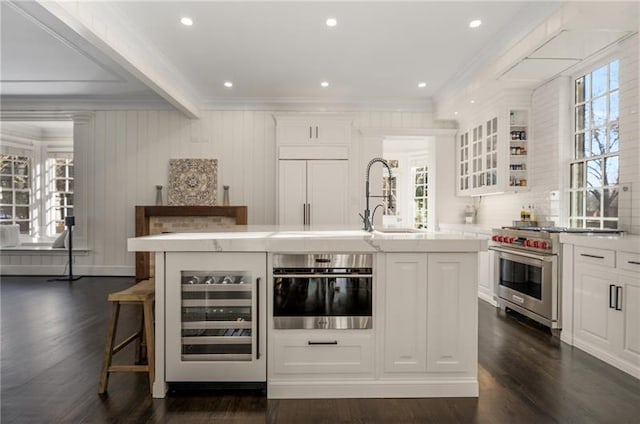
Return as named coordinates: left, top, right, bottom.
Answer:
left=134, top=307, right=145, bottom=364
left=143, top=299, right=155, bottom=394
left=99, top=302, right=121, bottom=394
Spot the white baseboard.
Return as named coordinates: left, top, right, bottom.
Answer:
left=478, top=291, right=498, bottom=307
left=0, top=265, right=134, bottom=276
left=573, top=339, right=640, bottom=380
left=267, top=379, right=479, bottom=399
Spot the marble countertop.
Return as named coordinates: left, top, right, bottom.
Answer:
left=127, top=225, right=487, bottom=253
left=559, top=233, right=640, bottom=252
left=438, top=223, right=495, bottom=236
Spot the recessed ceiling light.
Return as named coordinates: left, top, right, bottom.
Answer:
left=418, top=82, right=427, bottom=88
left=454, top=111, right=459, bottom=116
left=326, top=18, right=337, bottom=27
left=470, top=99, right=475, bottom=104
left=321, top=81, right=329, bottom=88
left=224, top=81, right=233, bottom=88
left=469, top=19, right=482, bottom=29
left=181, top=17, right=193, bottom=26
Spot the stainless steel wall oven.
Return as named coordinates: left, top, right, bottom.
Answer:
left=272, top=254, right=373, bottom=329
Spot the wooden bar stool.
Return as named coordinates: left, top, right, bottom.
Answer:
left=99, top=279, right=155, bottom=395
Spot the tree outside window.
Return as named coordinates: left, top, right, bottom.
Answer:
left=570, top=59, right=619, bottom=229
left=413, top=166, right=428, bottom=229
left=0, top=155, right=31, bottom=234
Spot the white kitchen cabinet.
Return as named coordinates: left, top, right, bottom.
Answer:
left=426, top=253, right=477, bottom=373
left=278, top=159, right=348, bottom=226
left=573, top=264, right=619, bottom=353
left=571, top=248, right=640, bottom=379
left=456, top=97, right=532, bottom=196
left=164, top=252, right=267, bottom=382
left=270, top=330, right=374, bottom=377
left=275, top=114, right=352, bottom=145
left=382, top=253, right=477, bottom=375
left=383, top=254, right=428, bottom=373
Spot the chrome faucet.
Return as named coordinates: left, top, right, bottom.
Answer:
left=360, top=157, right=393, bottom=232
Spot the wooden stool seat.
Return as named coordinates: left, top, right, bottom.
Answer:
left=99, top=279, right=155, bottom=395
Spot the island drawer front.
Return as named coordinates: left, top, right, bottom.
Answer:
left=575, top=246, right=615, bottom=268
left=272, top=332, right=373, bottom=376
left=618, top=251, right=640, bottom=273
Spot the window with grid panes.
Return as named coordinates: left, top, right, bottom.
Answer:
left=0, top=155, right=32, bottom=234
left=382, top=163, right=397, bottom=215
left=413, top=166, right=428, bottom=229
left=47, top=157, right=74, bottom=235
left=570, top=59, right=619, bottom=229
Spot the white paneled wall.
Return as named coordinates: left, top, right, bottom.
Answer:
left=2, top=110, right=452, bottom=275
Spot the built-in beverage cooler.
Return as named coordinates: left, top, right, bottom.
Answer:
left=165, top=252, right=266, bottom=382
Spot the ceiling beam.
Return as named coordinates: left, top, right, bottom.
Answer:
left=17, top=1, right=201, bottom=119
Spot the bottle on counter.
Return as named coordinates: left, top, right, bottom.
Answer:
left=521, top=205, right=528, bottom=221
left=529, top=205, right=536, bottom=222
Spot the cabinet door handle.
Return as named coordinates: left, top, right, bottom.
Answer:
left=316, top=126, right=319, bottom=139
left=309, top=126, right=312, bottom=139
left=308, top=341, right=338, bottom=345
left=609, top=284, right=616, bottom=309
left=616, top=286, right=623, bottom=311
left=580, top=253, right=605, bottom=259
left=628, top=261, right=640, bottom=265
left=256, top=277, right=261, bottom=360
left=302, top=204, right=307, bottom=225
left=307, top=203, right=311, bottom=225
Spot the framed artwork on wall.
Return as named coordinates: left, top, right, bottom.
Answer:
left=168, top=158, right=218, bottom=205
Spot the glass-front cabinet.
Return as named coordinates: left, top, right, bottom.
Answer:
left=456, top=100, right=531, bottom=196
left=458, top=117, right=500, bottom=195
left=165, top=252, right=267, bottom=382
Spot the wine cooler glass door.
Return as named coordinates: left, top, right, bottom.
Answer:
left=165, top=252, right=267, bottom=382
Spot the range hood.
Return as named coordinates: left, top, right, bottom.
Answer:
left=500, top=29, right=634, bottom=83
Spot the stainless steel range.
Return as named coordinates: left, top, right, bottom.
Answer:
left=490, top=226, right=622, bottom=329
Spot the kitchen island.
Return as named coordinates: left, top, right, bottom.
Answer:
left=128, top=227, right=487, bottom=398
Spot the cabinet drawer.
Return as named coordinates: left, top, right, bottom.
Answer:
left=575, top=246, right=615, bottom=268
left=272, top=332, right=373, bottom=376
left=618, top=251, right=640, bottom=273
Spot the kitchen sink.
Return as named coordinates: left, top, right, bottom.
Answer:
left=374, top=227, right=423, bottom=234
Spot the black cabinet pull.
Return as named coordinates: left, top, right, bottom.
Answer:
left=580, top=253, right=605, bottom=259
left=628, top=261, right=640, bottom=265
left=309, top=126, right=312, bottom=139
left=256, top=277, right=261, bottom=359
left=609, top=284, right=616, bottom=309
left=308, top=341, right=338, bottom=345
left=616, top=286, right=623, bottom=311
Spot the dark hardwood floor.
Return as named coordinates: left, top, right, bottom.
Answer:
left=1, top=275, right=639, bottom=423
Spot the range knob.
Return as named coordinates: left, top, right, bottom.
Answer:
left=540, top=241, right=548, bottom=250
left=491, top=235, right=499, bottom=242
left=533, top=240, right=540, bottom=248
left=524, top=239, right=531, bottom=247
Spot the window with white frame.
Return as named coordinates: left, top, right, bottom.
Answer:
left=0, top=152, right=74, bottom=237
left=0, top=154, right=32, bottom=234
left=570, top=59, right=620, bottom=229
left=47, top=155, right=74, bottom=235
left=413, top=165, right=428, bottom=229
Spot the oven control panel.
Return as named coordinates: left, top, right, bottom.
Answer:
left=491, top=234, right=551, bottom=252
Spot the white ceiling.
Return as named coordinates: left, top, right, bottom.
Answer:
left=0, top=1, right=637, bottom=115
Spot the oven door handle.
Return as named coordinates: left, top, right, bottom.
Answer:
left=489, top=246, right=555, bottom=262
left=273, top=273, right=373, bottom=278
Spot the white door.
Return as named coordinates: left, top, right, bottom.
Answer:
left=427, top=253, right=477, bottom=373
left=307, top=160, right=348, bottom=226
left=314, top=119, right=351, bottom=144
left=278, top=160, right=307, bottom=225
left=573, top=265, right=619, bottom=353
left=165, top=252, right=267, bottom=382
left=383, top=253, right=428, bottom=373
left=277, top=120, right=314, bottom=144
left=618, top=274, right=640, bottom=366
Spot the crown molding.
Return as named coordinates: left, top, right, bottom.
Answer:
left=200, top=97, right=434, bottom=113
